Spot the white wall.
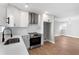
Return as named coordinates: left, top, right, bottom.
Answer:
left=54, top=21, right=68, bottom=36
left=50, top=16, right=54, bottom=43
left=55, top=16, right=79, bottom=38
left=65, top=17, right=79, bottom=38
left=54, top=21, right=61, bottom=36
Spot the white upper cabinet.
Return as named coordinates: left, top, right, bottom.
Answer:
left=7, top=6, right=16, bottom=27
left=6, top=5, right=29, bottom=27
left=20, top=11, right=29, bottom=27
left=43, top=14, right=53, bottom=22
left=7, top=6, right=19, bottom=27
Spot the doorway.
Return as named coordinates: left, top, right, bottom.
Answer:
left=43, top=22, right=51, bottom=42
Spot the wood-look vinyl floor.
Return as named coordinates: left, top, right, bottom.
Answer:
left=28, top=36, right=79, bottom=55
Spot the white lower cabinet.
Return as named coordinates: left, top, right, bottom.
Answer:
left=22, top=35, right=30, bottom=49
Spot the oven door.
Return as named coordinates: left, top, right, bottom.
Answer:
left=30, top=37, right=41, bottom=46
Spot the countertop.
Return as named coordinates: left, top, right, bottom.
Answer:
left=0, top=35, right=29, bottom=55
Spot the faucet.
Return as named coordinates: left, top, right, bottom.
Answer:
left=2, top=27, right=13, bottom=42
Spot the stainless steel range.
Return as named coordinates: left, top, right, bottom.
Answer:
left=28, top=32, right=41, bottom=49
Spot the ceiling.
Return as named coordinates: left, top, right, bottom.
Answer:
left=3, top=3, right=79, bottom=18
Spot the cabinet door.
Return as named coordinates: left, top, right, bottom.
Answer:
left=7, top=6, right=29, bottom=27
left=7, top=6, right=21, bottom=27
left=13, top=9, right=21, bottom=27
left=7, top=6, right=15, bottom=27
left=20, top=11, right=29, bottom=27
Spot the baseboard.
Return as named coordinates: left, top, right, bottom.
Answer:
left=65, top=35, right=79, bottom=38
left=49, top=40, right=55, bottom=44
left=56, top=34, right=79, bottom=38
left=55, top=34, right=64, bottom=37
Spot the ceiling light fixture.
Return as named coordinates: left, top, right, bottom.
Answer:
left=25, top=4, right=28, bottom=8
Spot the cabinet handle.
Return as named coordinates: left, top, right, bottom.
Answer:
left=6, top=17, right=10, bottom=24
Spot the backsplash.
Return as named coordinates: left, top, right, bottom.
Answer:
left=11, top=25, right=41, bottom=35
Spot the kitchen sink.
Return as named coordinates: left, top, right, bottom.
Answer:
left=4, top=38, right=20, bottom=45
